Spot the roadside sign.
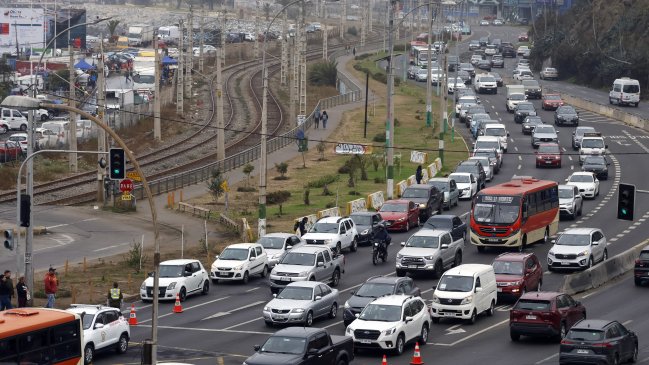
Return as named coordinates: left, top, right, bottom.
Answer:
left=126, top=171, right=142, bottom=182
left=121, top=193, right=132, bottom=201
left=335, top=143, right=372, bottom=155
left=119, top=179, right=134, bottom=193
left=220, top=180, right=229, bottom=192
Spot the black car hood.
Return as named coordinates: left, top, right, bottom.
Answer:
left=246, top=352, right=304, bottom=365
left=405, top=197, right=429, bottom=205
left=558, top=113, right=577, bottom=118
left=582, top=164, right=606, bottom=171
left=347, top=294, right=377, bottom=310
left=356, top=224, right=371, bottom=233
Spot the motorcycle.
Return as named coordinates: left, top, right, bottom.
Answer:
left=372, top=240, right=389, bottom=265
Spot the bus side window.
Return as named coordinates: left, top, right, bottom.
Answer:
left=522, top=198, right=529, bottom=220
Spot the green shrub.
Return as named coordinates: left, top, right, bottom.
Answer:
left=308, top=61, right=338, bottom=86
left=307, top=174, right=339, bottom=188
left=373, top=133, right=386, bottom=142
left=267, top=190, right=291, bottom=205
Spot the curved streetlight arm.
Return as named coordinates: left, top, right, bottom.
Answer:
left=396, top=2, right=441, bottom=29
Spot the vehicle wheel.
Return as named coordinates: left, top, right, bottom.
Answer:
left=548, top=265, right=555, bottom=272
left=202, top=281, right=209, bottom=295
left=454, top=252, right=462, bottom=267
left=179, top=287, right=187, bottom=302
left=395, top=334, right=405, bottom=355
left=572, top=206, right=578, bottom=220
left=350, top=238, right=358, bottom=252
left=382, top=251, right=388, bottom=262
left=211, top=279, right=219, bottom=284
left=556, top=322, right=567, bottom=342
left=372, top=250, right=379, bottom=265
left=242, top=271, right=250, bottom=284
left=405, top=220, right=410, bottom=232
left=477, top=246, right=486, bottom=253
left=329, top=303, right=338, bottom=319
left=309, top=276, right=316, bottom=281
left=116, top=333, right=129, bottom=354
left=433, top=260, right=444, bottom=279
left=587, top=257, right=593, bottom=269
left=438, top=204, right=443, bottom=215
left=543, top=228, right=550, bottom=244
left=84, top=344, right=94, bottom=365
left=486, top=300, right=495, bottom=316
left=420, top=324, right=429, bottom=344
left=466, top=309, right=477, bottom=325
left=336, top=243, right=342, bottom=255
left=0, top=125, right=6, bottom=134
left=609, top=97, right=614, bottom=105
left=41, top=114, right=48, bottom=121
left=612, top=353, right=620, bottom=365
left=602, top=249, right=608, bottom=263
left=631, top=344, right=638, bottom=362
left=454, top=197, right=459, bottom=207
left=305, top=311, right=314, bottom=327
left=596, top=187, right=600, bottom=197
left=265, top=320, right=273, bottom=327
left=20, top=124, right=27, bottom=131
left=519, top=235, right=528, bottom=252
left=260, top=265, right=268, bottom=278
left=537, top=279, right=542, bottom=291
left=331, top=269, right=341, bottom=287
left=510, top=331, right=520, bottom=342
left=635, top=102, right=639, bottom=107
left=337, top=359, right=348, bottom=365
left=396, top=270, right=406, bottom=277
left=635, top=278, right=642, bottom=286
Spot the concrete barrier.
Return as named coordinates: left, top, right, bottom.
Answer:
left=421, top=168, right=429, bottom=183
left=0, top=225, right=47, bottom=236
left=410, top=151, right=428, bottom=164
left=562, top=239, right=649, bottom=295
left=346, top=198, right=367, bottom=215
left=317, top=207, right=341, bottom=219
left=407, top=175, right=417, bottom=185
left=367, top=191, right=385, bottom=210
left=396, top=180, right=408, bottom=197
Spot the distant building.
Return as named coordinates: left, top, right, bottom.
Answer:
left=47, top=8, right=87, bottom=50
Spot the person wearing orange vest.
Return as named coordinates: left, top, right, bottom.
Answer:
left=44, top=267, right=59, bottom=308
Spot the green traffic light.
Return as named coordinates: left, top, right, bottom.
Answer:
left=621, top=208, right=628, bottom=215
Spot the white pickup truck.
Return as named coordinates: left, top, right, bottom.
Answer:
left=269, top=246, right=345, bottom=294
left=302, top=216, right=358, bottom=254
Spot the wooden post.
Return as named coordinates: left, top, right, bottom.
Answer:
left=128, top=273, right=132, bottom=293
left=88, top=278, right=93, bottom=302
left=83, top=257, right=87, bottom=272
left=71, top=285, right=77, bottom=304
left=64, top=259, right=69, bottom=276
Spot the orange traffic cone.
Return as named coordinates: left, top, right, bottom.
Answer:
left=173, top=293, right=183, bottom=313
left=381, top=355, right=388, bottom=365
left=410, top=342, right=424, bottom=365
left=128, top=304, right=138, bottom=325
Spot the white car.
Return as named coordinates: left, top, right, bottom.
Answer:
left=302, top=216, right=358, bottom=254
left=565, top=172, right=600, bottom=199
left=257, top=233, right=304, bottom=267
left=506, top=93, right=527, bottom=112
left=469, top=156, right=494, bottom=181
left=517, top=46, right=529, bottom=56
left=140, top=259, right=210, bottom=302
left=415, top=68, right=428, bottom=82
left=448, top=78, right=467, bottom=94
left=483, top=123, right=509, bottom=152
left=345, top=295, right=431, bottom=355
left=514, top=70, right=534, bottom=81
left=484, top=45, right=497, bottom=56
left=448, top=172, right=477, bottom=199
left=211, top=243, right=269, bottom=283
left=547, top=228, right=608, bottom=271
left=579, top=134, right=607, bottom=164
left=67, top=304, right=130, bottom=365
left=8, top=133, right=28, bottom=153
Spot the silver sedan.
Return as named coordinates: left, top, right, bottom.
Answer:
left=263, top=281, right=339, bottom=327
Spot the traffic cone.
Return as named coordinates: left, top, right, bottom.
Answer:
left=381, top=354, right=388, bottom=365
left=128, top=304, right=138, bottom=325
left=173, top=293, right=183, bottom=313
left=410, top=342, right=424, bottom=365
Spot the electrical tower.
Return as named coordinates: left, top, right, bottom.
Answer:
left=281, top=11, right=288, bottom=85
left=154, top=33, right=162, bottom=141
left=216, top=47, right=225, bottom=161
left=185, top=11, right=193, bottom=99
left=68, top=45, right=77, bottom=172
left=176, top=20, right=184, bottom=114
left=199, top=16, right=204, bottom=73
left=254, top=0, right=260, bottom=60
left=221, top=8, right=226, bottom=66
left=97, top=38, right=106, bottom=203
left=299, top=2, right=307, bottom=116
left=290, top=35, right=298, bottom=126
left=340, top=0, right=346, bottom=39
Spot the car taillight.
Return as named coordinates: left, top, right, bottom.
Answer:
left=560, top=339, right=574, bottom=345
left=636, top=259, right=641, bottom=265
left=593, top=342, right=614, bottom=348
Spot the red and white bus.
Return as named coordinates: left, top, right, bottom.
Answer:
left=0, top=308, right=83, bottom=364
left=470, top=177, right=559, bottom=252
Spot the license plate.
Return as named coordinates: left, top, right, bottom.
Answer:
left=487, top=238, right=499, bottom=242
left=526, top=315, right=537, bottom=320
left=577, top=350, right=588, bottom=354
left=281, top=277, right=291, bottom=281
left=218, top=272, right=229, bottom=276
left=409, top=265, right=418, bottom=269
left=497, top=288, right=502, bottom=292
left=545, top=161, right=552, bottom=164
left=444, top=312, right=455, bottom=317
left=561, top=262, right=570, bottom=266
left=360, top=340, right=371, bottom=344
left=273, top=315, right=286, bottom=319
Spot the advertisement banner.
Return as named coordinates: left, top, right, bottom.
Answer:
left=410, top=150, right=428, bottom=164
left=0, top=8, right=45, bottom=54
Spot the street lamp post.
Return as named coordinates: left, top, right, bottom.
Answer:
left=386, top=0, right=396, bottom=199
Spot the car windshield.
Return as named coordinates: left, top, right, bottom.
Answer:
left=559, top=188, right=574, bottom=199
left=351, top=215, right=372, bottom=226
left=359, top=304, right=402, bottom=322
left=582, top=139, right=604, bottom=148
left=534, top=126, right=555, bottom=134
left=424, top=217, right=453, bottom=230
left=280, top=252, right=315, bottom=266
left=473, top=195, right=521, bottom=224
left=639, top=251, right=649, bottom=260
left=566, top=329, right=604, bottom=341
left=159, top=265, right=184, bottom=278
left=556, top=233, right=590, bottom=246
left=356, top=282, right=395, bottom=297
left=538, top=145, right=560, bottom=153
left=517, top=104, right=534, bottom=111
left=449, top=174, right=470, bottom=183
left=583, top=156, right=606, bottom=165
left=276, top=286, right=313, bottom=300
left=514, top=300, right=551, bottom=311
left=623, top=84, right=639, bottom=93
left=9, top=136, right=26, bottom=142
left=402, top=188, right=429, bottom=199
left=406, top=235, right=440, bottom=248
left=437, top=275, right=474, bottom=292
left=524, top=118, right=543, bottom=125
left=80, top=313, right=95, bottom=330
left=258, top=237, right=285, bottom=250
left=475, top=141, right=499, bottom=150
left=380, top=203, right=407, bottom=212
left=261, top=336, right=306, bottom=355
left=428, top=181, right=448, bottom=192
left=575, top=128, right=596, bottom=137
left=569, top=174, right=594, bottom=183
left=493, top=260, right=523, bottom=275
left=558, top=107, right=576, bottom=114
left=545, top=95, right=561, bottom=100
left=219, top=248, right=249, bottom=261
left=485, top=128, right=506, bottom=137
left=481, top=76, right=496, bottom=82
left=310, top=222, right=338, bottom=233
left=510, top=94, right=526, bottom=101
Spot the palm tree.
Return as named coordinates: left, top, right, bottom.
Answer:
left=107, top=20, right=120, bottom=42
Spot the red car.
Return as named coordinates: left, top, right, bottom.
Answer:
left=535, top=143, right=562, bottom=168
left=510, top=291, right=586, bottom=342
left=378, top=199, right=420, bottom=232
left=0, top=140, right=22, bottom=163
left=518, top=32, right=529, bottom=42
left=493, top=252, right=543, bottom=299
left=542, top=94, right=565, bottom=110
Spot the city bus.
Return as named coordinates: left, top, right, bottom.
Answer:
left=411, top=45, right=437, bottom=67
left=0, top=308, right=83, bottom=364
left=470, top=176, right=559, bottom=252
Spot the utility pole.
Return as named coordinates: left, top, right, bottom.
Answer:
left=299, top=1, right=306, bottom=116
left=340, top=0, right=346, bottom=39
left=281, top=11, right=288, bottom=85
left=291, top=20, right=299, bottom=125
left=221, top=8, right=226, bottom=67
left=154, top=33, right=161, bottom=141
left=216, top=47, right=225, bottom=161
left=68, top=45, right=77, bottom=172
left=185, top=10, right=193, bottom=99
left=254, top=1, right=260, bottom=59
left=425, top=2, right=433, bottom=128
left=386, top=0, right=395, bottom=199
left=97, top=39, right=106, bottom=203
left=322, top=17, right=328, bottom=59
left=199, top=16, right=204, bottom=73
left=360, top=5, right=366, bottom=48
left=176, top=20, right=184, bottom=114
left=369, top=0, right=373, bottom=32
left=439, top=48, right=447, bottom=138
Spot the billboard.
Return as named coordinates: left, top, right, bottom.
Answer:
left=0, top=8, right=46, bottom=55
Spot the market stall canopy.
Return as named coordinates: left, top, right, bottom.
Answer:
left=74, top=59, right=96, bottom=70
left=161, top=56, right=178, bottom=65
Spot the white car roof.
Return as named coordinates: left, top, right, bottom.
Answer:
left=67, top=304, right=116, bottom=315
left=369, top=294, right=412, bottom=306
left=485, top=123, right=506, bottom=129
left=261, top=232, right=295, bottom=238
left=161, top=259, right=202, bottom=265
left=224, top=243, right=261, bottom=249
left=10, top=133, right=28, bottom=138
left=560, top=227, right=600, bottom=235
left=411, top=228, right=449, bottom=237
left=569, top=172, right=595, bottom=177
left=317, top=216, right=345, bottom=223
left=444, top=263, right=492, bottom=276
left=289, top=245, right=331, bottom=254
left=449, top=172, right=472, bottom=178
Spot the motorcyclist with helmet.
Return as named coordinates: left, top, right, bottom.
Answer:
left=373, top=224, right=391, bottom=258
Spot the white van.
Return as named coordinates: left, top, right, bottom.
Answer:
left=609, top=77, right=640, bottom=107
left=0, top=108, right=28, bottom=132
left=474, top=135, right=504, bottom=155
left=431, top=264, right=497, bottom=324
left=483, top=123, right=509, bottom=152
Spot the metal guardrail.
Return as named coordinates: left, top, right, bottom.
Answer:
left=131, top=70, right=363, bottom=200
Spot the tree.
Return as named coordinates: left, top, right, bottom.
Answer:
left=316, top=140, right=326, bottom=161
left=243, top=163, right=255, bottom=187
left=275, top=162, right=288, bottom=179
left=355, top=155, right=369, bottom=181
left=267, top=190, right=291, bottom=215
left=308, top=61, right=338, bottom=86
left=107, top=20, right=120, bottom=41
left=206, top=169, right=225, bottom=202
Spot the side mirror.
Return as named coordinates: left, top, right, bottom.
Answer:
left=475, top=287, right=483, bottom=293
left=273, top=293, right=277, bottom=298
left=249, top=257, right=256, bottom=261
left=507, top=132, right=510, bottom=136
left=214, top=255, right=219, bottom=260
left=556, top=130, right=560, bottom=134
left=401, top=242, right=406, bottom=247
left=307, top=348, right=319, bottom=356
left=315, top=295, right=322, bottom=301
left=405, top=316, right=414, bottom=323
left=354, top=313, right=360, bottom=318
left=350, top=290, right=355, bottom=295
left=605, top=145, right=609, bottom=149
left=94, top=323, right=105, bottom=329
left=185, top=271, right=192, bottom=277
left=254, top=344, right=261, bottom=351
left=565, top=178, right=569, bottom=182
left=574, top=301, right=581, bottom=307
left=148, top=271, right=155, bottom=277
left=286, top=245, right=293, bottom=250
left=591, top=241, right=599, bottom=246
left=440, top=244, right=449, bottom=249
left=551, top=239, right=556, bottom=244
left=317, top=261, right=324, bottom=267
left=432, top=285, right=437, bottom=290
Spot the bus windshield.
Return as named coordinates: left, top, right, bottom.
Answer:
left=473, top=195, right=521, bottom=224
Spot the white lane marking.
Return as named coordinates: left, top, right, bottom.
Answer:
left=514, top=146, right=519, bottom=152
left=568, top=156, right=572, bottom=161
left=202, top=300, right=265, bottom=321
left=460, top=211, right=471, bottom=218
left=445, top=324, right=466, bottom=335
left=223, top=316, right=263, bottom=330
left=518, top=155, right=522, bottom=161
left=137, top=324, right=273, bottom=335
left=517, top=164, right=521, bottom=170
left=47, top=234, right=74, bottom=246
left=543, top=271, right=551, bottom=275
left=323, top=320, right=344, bottom=329
left=622, top=320, right=632, bottom=326
left=246, top=287, right=259, bottom=292
left=94, top=242, right=130, bottom=252
left=561, top=147, right=566, bottom=152
left=46, top=218, right=99, bottom=229
left=570, top=165, right=574, bottom=170
left=535, top=353, right=559, bottom=364
left=138, top=296, right=231, bottom=324
left=46, top=224, right=69, bottom=229
left=430, top=319, right=508, bottom=346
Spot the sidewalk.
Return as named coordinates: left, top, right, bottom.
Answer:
left=131, top=53, right=376, bottom=246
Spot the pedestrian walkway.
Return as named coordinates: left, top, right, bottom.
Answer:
left=131, top=53, right=379, bottom=244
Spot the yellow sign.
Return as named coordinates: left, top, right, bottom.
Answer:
left=121, top=193, right=132, bottom=201
left=126, top=171, right=142, bottom=182
left=220, top=181, right=229, bottom=192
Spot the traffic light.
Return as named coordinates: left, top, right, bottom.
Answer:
left=617, top=183, right=636, bottom=221
left=3, top=229, right=14, bottom=250
left=109, top=148, right=125, bottom=180
left=20, top=194, right=31, bottom=228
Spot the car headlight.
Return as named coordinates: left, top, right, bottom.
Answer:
left=424, top=255, right=436, bottom=260
left=396, top=253, right=403, bottom=260
left=344, top=301, right=350, bottom=309
left=384, top=327, right=397, bottom=335
left=461, top=295, right=473, bottom=305
left=361, top=229, right=369, bottom=235
left=555, top=156, right=561, bottom=160
left=419, top=203, right=427, bottom=208
left=291, top=308, right=305, bottom=313
left=140, top=282, right=146, bottom=290
left=264, top=306, right=270, bottom=311
left=324, top=239, right=333, bottom=244
left=577, top=250, right=589, bottom=257
left=167, top=282, right=177, bottom=290
left=397, top=217, right=406, bottom=222
left=587, top=187, right=594, bottom=191
left=270, top=254, right=282, bottom=260
left=432, top=295, right=440, bottom=303
left=299, top=271, right=309, bottom=277
left=234, top=265, right=244, bottom=271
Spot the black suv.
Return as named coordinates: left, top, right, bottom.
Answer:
left=560, top=320, right=638, bottom=365
left=349, top=212, right=384, bottom=246
left=343, top=276, right=421, bottom=326
left=554, top=105, right=580, bottom=126
left=401, top=184, right=444, bottom=220
left=634, top=244, right=649, bottom=286
left=514, top=102, right=537, bottom=123
left=454, top=160, right=486, bottom=190
left=424, top=215, right=467, bottom=242
left=502, top=46, right=516, bottom=58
